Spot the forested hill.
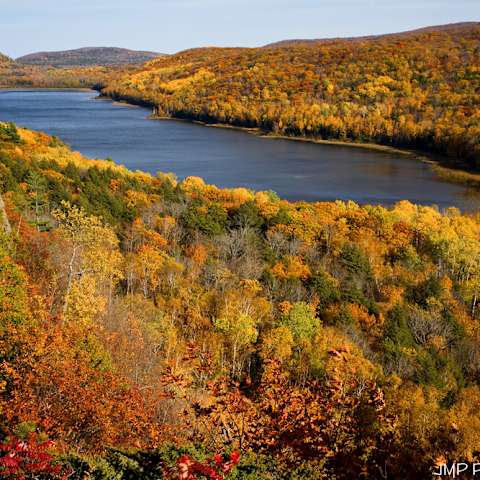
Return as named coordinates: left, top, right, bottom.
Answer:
left=0, top=54, right=136, bottom=90
left=0, top=47, right=162, bottom=89
left=16, top=47, right=163, bottom=67
left=102, top=23, right=480, bottom=170
left=264, top=21, right=480, bottom=47
left=2, top=120, right=480, bottom=477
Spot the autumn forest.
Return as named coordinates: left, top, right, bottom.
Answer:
left=0, top=19, right=480, bottom=480
left=102, top=23, right=480, bottom=170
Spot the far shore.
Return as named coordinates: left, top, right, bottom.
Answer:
left=145, top=111, right=480, bottom=190
left=0, top=86, right=94, bottom=92
left=3, top=87, right=479, bottom=191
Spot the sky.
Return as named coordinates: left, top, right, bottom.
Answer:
left=1, top=0, right=478, bottom=58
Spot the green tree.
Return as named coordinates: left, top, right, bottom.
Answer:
left=26, top=171, right=48, bottom=230
left=281, top=302, right=320, bottom=344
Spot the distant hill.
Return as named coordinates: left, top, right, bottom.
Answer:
left=16, top=47, right=163, bottom=67
left=264, top=21, right=480, bottom=47
left=0, top=50, right=133, bottom=89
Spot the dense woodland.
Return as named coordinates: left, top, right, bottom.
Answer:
left=1, top=121, right=480, bottom=478
left=102, top=23, right=480, bottom=169
left=1, top=22, right=480, bottom=479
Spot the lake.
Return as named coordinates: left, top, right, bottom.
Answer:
left=0, top=89, right=478, bottom=210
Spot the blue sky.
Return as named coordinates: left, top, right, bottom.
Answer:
left=1, top=0, right=478, bottom=58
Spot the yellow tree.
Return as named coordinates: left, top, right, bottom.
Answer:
left=52, top=202, right=123, bottom=326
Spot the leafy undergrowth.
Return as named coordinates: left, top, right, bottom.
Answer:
left=1, top=122, right=480, bottom=478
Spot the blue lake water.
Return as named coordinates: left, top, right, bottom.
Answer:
left=0, top=88, right=478, bottom=210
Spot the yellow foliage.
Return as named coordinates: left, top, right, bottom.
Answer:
left=186, top=243, right=209, bottom=266
left=311, top=326, right=380, bottom=383
left=65, top=274, right=107, bottom=327
left=125, top=190, right=158, bottom=209
left=182, top=176, right=206, bottom=193
left=448, top=387, right=480, bottom=461
left=156, top=215, right=177, bottom=234
left=271, top=255, right=311, bottom=281
left=42, top=169, right=66, bottom=183
left=379, top=285, right=404, bottom=308
left=241, top=279, right=263, bottom=295
left=347, top=303, right=382, bottom=332
left=260, top=326, right=294, bottom=361
left=278, top=300, right=293, bottom=315
left=389, top=384, right=444, bottom=462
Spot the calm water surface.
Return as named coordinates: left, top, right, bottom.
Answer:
left=0, top=89, right=478, bottom=210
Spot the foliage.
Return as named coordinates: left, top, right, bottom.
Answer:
left=280, top=302, right=320, bottom=343
left=182, top=201, right=228, bottom=236
left=176, top=451, right=240, bottom=480
left=16, top=47, right=161, bottom=68
left=0, top=123, right=22, bottom=144
left=0, top=434, right=70, bottom=479
left=103, top=24, right=480, bottom=168
left=1, top=125, right=480, bottom=477
left=0, top=59, right=134, bottom=89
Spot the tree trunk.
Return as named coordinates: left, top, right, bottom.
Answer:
left=0, top=193, right=11, bottom=234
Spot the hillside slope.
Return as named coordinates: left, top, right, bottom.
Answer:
left=2, top=121, right=480, bottom=476
left=16, top=47, right=163, bottom=67
left=264, top=21, right=479, bottom=47
left=0, top=47, right=162, bottom=89
left=102, top=23, right=480, bottom=169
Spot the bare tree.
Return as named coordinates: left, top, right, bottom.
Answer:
left=408, top=307, right=452, bottom=346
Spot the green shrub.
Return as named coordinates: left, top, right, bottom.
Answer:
left=268, top=205, right=291, bottom=227
left=340, top=244, right=372, bottom=278
left=182, top=201, right=228, bottom=236
left=407, top=275, right=442, bottom=307
left=281, top=302, right=320, bottom=343
left=383, top=304, right=415, bottom=348
left=0, top=122, right=22, bottom=144
left=230, top=201, right=264, bottom=229
left=308, top=270, right=341, bottom=311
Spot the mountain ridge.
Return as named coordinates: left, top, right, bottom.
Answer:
left=16, top=47, right=164, bottom=67
left=263, top=21, right=480, bottom=47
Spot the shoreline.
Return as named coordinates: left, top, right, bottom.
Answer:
left=93, top=93, right=450, bottom=169
left=95, top=93, right=452, bottom=168
left=147, top=112, right=479, bottom=184
left=0, top=86, right=94, bottom=92
left=149, top=114, right=421, bottom=156
left=3, top=87, right=479, bottom=192
left=94, top=96, right=142, bottom=108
